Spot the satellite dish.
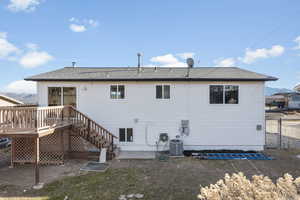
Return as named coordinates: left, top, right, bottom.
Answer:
left=186, top=58, right=194, bottom=68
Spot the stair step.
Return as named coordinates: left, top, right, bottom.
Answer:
left=68, top=107, right=116, bottom=159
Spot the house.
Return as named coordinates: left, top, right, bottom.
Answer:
left=25, top=66, right=277, bottom=151
left=0, top=94, right=23, bottom=107
left=265, top=94, right=286, bottom=109
left=270, top=92, right=300, bottom=109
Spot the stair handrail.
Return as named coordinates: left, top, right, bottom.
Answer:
left=66, top=106, right=118, bottom=142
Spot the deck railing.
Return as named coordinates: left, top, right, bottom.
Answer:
left=0, top=106, right=66, bottom=132
left=0, top=105, right=116, bottom=148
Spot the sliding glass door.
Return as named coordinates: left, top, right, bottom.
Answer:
left=48, top=87, right=77, bottom=107
left=63, top=87, right=77, bottom=107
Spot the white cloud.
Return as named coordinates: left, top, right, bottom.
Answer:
left=69, top=17, right=77, bottom=22
left=69, top=24, right=87, bottom=32
left=150, top=53, right=187, bottom=67
left=214, top=57, right=236, bottom=67
left=294, top=36, right=300, bottom=50
left=0, top=32, right=7, bottom=38
left=241, top=45, right=285, bottom=64
left=0, top=32, right=19, bottom=59
left=87, top=19, right=99, bottom=27
left=143, top=64, right=156, bottom=67
left=150, top=54, right=179, bottom=64
left=19, top=51, right=53, bottom=68
left=7, top=0, right=41, bottom=12
left=0, top=32, right=52, bottom=68
left=25, top=43, right=38, bottom=50
left=69, top=18, right=99, bottom=32
left=177, top=52, right=195, bottom=60
left=4, top=80, right=36, bottom=94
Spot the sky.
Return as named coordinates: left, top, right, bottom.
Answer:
left=0, top=0, right=300, bottom=94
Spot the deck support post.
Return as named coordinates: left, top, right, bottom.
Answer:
left=10, top=138, right=15, bottom=168
left=68, top=128, right=71, bottom=151
left=34, top=137, right=40, bottom=186
left=279, top=118, right=282, bottom=149
left=61, top=130, right=65, bottom=163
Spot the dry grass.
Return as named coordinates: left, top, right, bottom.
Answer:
left=199, top=173, right=300, bottom=200
left=2, top=150, right=300, bottom=200
left=32, top=168, right=143, bottom=200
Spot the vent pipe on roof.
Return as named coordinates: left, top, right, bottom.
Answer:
left=137, top=53, right=142, bottom=73
left=137, top=53, right=142, bottom=67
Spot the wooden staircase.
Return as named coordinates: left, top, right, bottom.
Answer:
left=68, top=106, right=117, bottom=158
left=0, top=105, right=117, bottom=159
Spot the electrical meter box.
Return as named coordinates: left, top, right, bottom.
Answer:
left=181, top=120, right=189, bottom=136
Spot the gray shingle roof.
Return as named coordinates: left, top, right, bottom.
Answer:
left=25, top=67, right=278, bottom=82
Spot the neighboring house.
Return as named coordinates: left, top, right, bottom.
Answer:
left=270, top=92, right=300, bottom=109
left=25, top=66, right=277, bottom=151
left=265, top=95, right=286, bottom=109
left=0, top=94, right=23, bottom=107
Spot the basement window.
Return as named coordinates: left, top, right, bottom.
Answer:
left=156, top=85, right=170, bottom=99
left=110, top=85, right=125, bottom=99
left=119, top=128, right=133, bottom=142
left=210, top=85, right=239, bottom=104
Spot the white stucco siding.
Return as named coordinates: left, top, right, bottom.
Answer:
left=37, top=81, right=265, bottom=151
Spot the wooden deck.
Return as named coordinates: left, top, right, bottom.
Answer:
left=0, top=105, right=117, bottom=186
left=0, top=121, right=72, bottom=138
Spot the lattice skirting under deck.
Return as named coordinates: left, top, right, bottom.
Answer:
left=11, top=129, right=97, bottom=165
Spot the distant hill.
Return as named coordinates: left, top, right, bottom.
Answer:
left=265, top=87, right=293, bottom=96
left=0, top=92, right=37, bottom=104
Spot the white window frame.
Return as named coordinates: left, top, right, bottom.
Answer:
left=209, top=85, right=239, bottom=105
left=119, top=128, right=133, bottom=143
left=110, top=85, right=125, bottom=99
left=156, top=85, right=170, bottom=99
left=48, top=86, right=77, bottom=107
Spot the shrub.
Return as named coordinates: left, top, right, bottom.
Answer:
left=198, top=173, right=300, bottom=200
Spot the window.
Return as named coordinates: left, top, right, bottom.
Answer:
left=291, top=94, right=300, bottom=101
left=48, top=87, right=62, bottom=106
left=48, top=87, right=77, bottom=107
left=119, top=128, right=133, bottom=142
left=225, top=85, right=239, bottom=104
left=210, top=85, right=223, bottom=104
left=210, top=85, right=239, bottom=104
left=156, top=85, right=170, bottom=99
left=110, top=85, right=125, bottom=99
left=63, top=87, right=77, bottom=107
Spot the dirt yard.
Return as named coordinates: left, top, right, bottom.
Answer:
left=1, top=150, right=300, bottom=200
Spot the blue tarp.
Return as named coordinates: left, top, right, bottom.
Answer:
left=193, top=153, right=273, bottom=160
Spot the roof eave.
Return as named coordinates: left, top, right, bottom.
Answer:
left=25, top=77, right=278, bottom=82
left=0, top=95, right=23, bottom=105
